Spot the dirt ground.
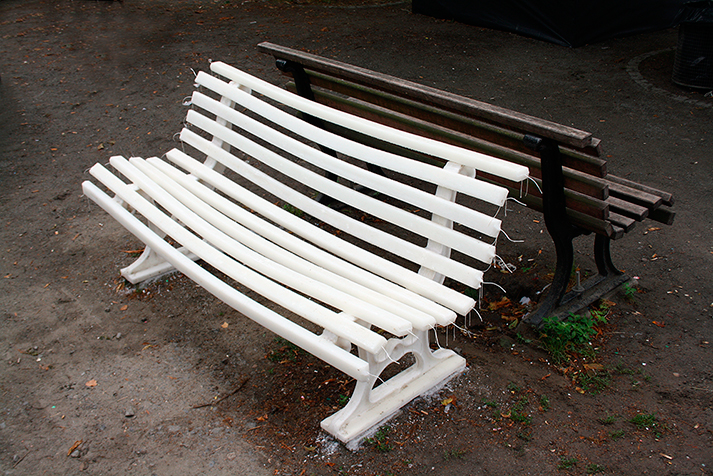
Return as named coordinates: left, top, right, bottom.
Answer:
left=1, top=0, right=712, bottom=475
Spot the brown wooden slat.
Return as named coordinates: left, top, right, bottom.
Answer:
left=302, top=85, right=609, bottom=201
left=487, top=184, right=616, bottom=238
left=259, top=41, right=599, bottom=150
left=301, top=72, right=607, bottom=177
left=608, top=212, right=637, bottom=232
left=606, top=174, right=673, bottom=207
left=648, top=207, right=676, bottom=226
left=606, top=196, right=649, bottom=221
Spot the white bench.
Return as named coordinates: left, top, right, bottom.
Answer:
left=82, top=61, right=529, bottom=446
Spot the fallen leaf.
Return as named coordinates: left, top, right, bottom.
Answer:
left=488, top=297, right=511, bottom=311
left=85, top=379, right=97, bottom=387
left=120, top=305, right=128, bottom=311
left=221, top=322, right=229, bottom=329
left=653, top=320, right=665, bottom=328
left=442, top=397, right=454, bottom=406
left=67, top=440, right=83, bottom=456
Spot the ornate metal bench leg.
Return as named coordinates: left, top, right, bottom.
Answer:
left=594, top=234, right=622, bottom=277
left=320, top=329, right=465, bottom=448
left=523, top=135, right=629, bottom=327
left=523, top=135, right=577, bottom=327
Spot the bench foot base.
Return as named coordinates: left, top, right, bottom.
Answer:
left=121, top=246, right=199, bottom=284
left=530, top=272, right=630, bottom=323
left=321, top=344, right=465, bottom=449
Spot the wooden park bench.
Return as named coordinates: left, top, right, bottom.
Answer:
left=257, top=42, right=675, bottom=326
left=82, top=62, right=528, bottom=445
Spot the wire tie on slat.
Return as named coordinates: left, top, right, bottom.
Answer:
left=527, top=176, right=542, bottom=195
left=484, top=280, right=508, bottom=293
left=501, top=229, right=524, bottom=243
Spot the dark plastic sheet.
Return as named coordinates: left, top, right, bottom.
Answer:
left=413, top=0, right=688, bottom=47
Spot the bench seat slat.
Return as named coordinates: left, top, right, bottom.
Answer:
left=194, top=74, right=511, bottom=207
left=208, top=62, right=530, bottom=183
left=190, top=92, right=504, bottom=237
left=149, top=155, right=456, bottom=327
left=135, top=156, right=446, bottom=332
left=86, top=164, right=389, bottom=352
left=93, top=159, right=390, bottom=353
left=179, top=127, right=489, bottom=288
left=164, top=149, right=476, bottom=317
left=112, top=156, right=423, bottom=339
left=81, top=180, right=372, bottom=381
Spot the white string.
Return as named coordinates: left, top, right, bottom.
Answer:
left=527, top=176, right=542, bottom=195
left=507, top=197, right=527, bottom=208
left=501, top=229, right=524, bottom=243
left=484, top=280, right=507, bottom=293
left=379, top=345, right=400, bottom=365
left=493, top=255, right=516, bottom=273
left=432, top=327, right=443, bottom=350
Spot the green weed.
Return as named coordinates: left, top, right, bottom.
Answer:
left=598, top=413, right=617, bottom=425
left=507, top=382, right=523, bottom=394
left=558, top=456, right=578, bottom=470
left=622, top=282, right=637, bottom=303
left=443, top=449, right=466, bottom=460
left=587, top=463, right=606, bottom=474
left=577, top=370, right=612, bottom=394
left=609, top=429, right=625, bottom=440
left=540, top=311, right=604, bottom=364
left=630, top=413, right=663, bottom=437
left=267, top=337, right=301, bottom=363
left=539, top=394, right=550, bottom=412
left=364, top=426, right=392, bottom=453
left=481, top=399, right=498, bottom=408
left=281, top=203, right=304, bottom=218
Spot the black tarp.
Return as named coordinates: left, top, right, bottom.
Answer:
left=413, top=0, right=689, bottom=47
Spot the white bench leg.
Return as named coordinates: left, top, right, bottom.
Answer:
left=320, top=329, right=465, bottom=448
left=121, top=245, right=199, bottom=284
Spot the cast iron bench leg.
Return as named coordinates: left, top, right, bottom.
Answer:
left=524, top=135, right=627, bottom=327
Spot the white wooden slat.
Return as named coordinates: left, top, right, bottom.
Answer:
left=109, top=155, right=413, bottom=340
left=92, top=159, right=388, bottom=355
left=208, top=63, right=530, bottom=183
left=147, top=156, right=450, bottom=329
left=81, top=178, right=371, bottom=381
left=164, top=148, right=476, bottom=317
left=179, top=127, right=486, bottom=289
left=191, top=91, right=503, bottom=237
left=185, top=111, right=498, bottom=265
left=194, top=74, right=511, bottom=208
left=131, top=156, right=438, bottom=332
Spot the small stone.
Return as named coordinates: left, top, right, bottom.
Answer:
left=70, top=449, right=81, bottom=458
left=125, top=409, right=135, bottom=418
left=115, top=332, right=122, bottom=340
left=226, top=452, right=237, bottom=461
left=673, top=372, right=680, bottom=377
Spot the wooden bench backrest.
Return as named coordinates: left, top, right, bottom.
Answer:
left=184, top=62, right=526, bottom=296
left=256, top=42, right=675, bottom=239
